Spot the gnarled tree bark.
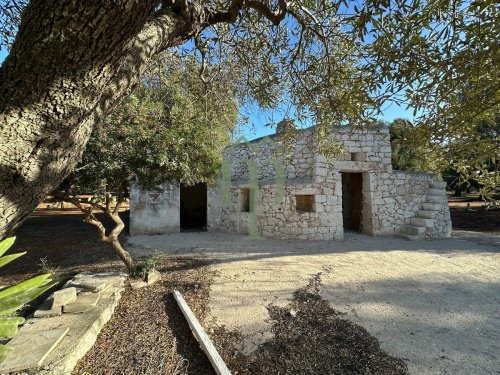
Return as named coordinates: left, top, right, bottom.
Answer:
left=0, top=1, right=206, bottom=238
left=0, top=0, right=288, bottom=238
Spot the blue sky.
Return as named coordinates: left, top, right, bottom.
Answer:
left=242, top=101, right=414, bottom=140
left=0, top=48, right=6, bottom=64
left=0, top=47, right=413, bottom=141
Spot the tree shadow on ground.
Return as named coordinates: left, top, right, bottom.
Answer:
left=0, top=210, right=129, bottom=284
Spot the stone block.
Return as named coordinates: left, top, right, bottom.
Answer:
left=0, top=327, right=69, bottom=373
left=427, top=188, right=444, bottom=196
left=417, top=210, right=437, bottom=219
left=147, top=270, right=161, bottom=285
left=315, top=195, right=327, bottom=203
left=53, top=287, right=77, bottom=306
left=401, top=225, right=425, bottom=236
left=322, top=187, right=334, bottom=195
left=326, top=195, right=338, bottom=205
left=314, top=168, right=328, bottom=177
left=426, top=194, right=447, bottom=203
left=34, top=298, right=63, bottom=318
left=68, top=276, right=109, bottom=293
left=294, top=187, right=317, bottom=195
left=130, top=280, right=148, bottom=289
left=431, top=180, right=447, bottom=189
left=63, top=292, right=101, bottom=313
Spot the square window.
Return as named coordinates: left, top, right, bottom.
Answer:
left=241, top=188, right=250, bottom=212
left=296, top=195, right=315, bottom=212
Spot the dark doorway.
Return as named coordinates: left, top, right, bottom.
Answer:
left=180, top=183, right=207, bottom=231
left=341, top=173, right=363, bottom=231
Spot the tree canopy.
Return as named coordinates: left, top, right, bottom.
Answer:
left=59, top=55, right=237, bottom=270
left=74, top=54, right=237, bottom=193
left=440, top=117, right=499, bottom=199
left=0, top=0, right=498, bottom=236
left=388, top=119, right=430, bottom=172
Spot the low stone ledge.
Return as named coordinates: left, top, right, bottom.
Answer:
left=0, top=271, right=126, bottom=375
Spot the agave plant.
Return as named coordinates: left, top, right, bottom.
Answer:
left=0, top=237, right=55, bottom=363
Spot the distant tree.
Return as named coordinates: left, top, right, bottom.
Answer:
left=441, top=117, right=499, bottom=200
left=388, top=119, right=431, bottom=172
left=388, top=115, right=499, bottom=200
left=57, top=56, right=237, bottom=271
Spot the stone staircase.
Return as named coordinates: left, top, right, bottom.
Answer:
left=399, top=181, right=448, bottom=240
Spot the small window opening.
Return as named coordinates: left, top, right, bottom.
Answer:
left=241, top=188, right=250, bottom=212
left=351, top=152, right=366, bottom=162
left=296, top=195, right=315, bottom=212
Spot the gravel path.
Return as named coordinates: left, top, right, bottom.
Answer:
left=128, top=231, right=500, bottom=375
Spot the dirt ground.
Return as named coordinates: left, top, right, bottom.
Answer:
left=2, top=206, right=499, bottom=374
left=73, top=256, right=217, bottom=375
left=128, top=231, right=500, bottom=375
left=2, top=211, right=408, bottom=375
left=0, top=210, right=124, bottom=286
left=448, top=202, right=500, bottom=233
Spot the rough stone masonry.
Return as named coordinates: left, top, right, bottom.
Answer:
left=130, top=125, right=451, bottom=240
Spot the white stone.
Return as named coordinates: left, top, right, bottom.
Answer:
left=53, top=287, right=77, bottom=306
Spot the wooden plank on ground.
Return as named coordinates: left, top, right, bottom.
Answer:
left=173, top=290, right=231, bottom=375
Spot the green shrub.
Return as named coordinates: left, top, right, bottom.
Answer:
left=130, top=252, right=164, bottom=280
left=0, top=237, right=55, bottom=363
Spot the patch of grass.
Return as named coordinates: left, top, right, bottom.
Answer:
left=130, top=251, right=165, bottom=279
left=38, top=257, right=63, bottom=282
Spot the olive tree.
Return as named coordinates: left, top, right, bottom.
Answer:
left=58, top=56, right=237, bottom=271
left=440, top=117, right=499, bottom=199
left=0, top=0, right=498, bottom=237
left=388, top=119, right=431, bottom=172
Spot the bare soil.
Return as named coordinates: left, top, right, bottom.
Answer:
left=449, top=202, right=500, bottom=233
left=243, top=275, right=408, bottom=375
left=73, top=256, right=217, bottom=375
left=4, top=210, right=410, bottom=375
left=73, top=259, right=408, bottom=375
left=0, top=210, right=124, bottom=286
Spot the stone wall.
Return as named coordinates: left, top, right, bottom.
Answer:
left=215, top=125, right=451, bottom=240
left=218, top=180, right=343, bottom=240
left=129, top=125, right=452, bottom=240
left=129, top=182, right=180, bottom=235
left=207, top=184, right=223, bottom=231
left=226, top=128, right=315, bottom=182
left=427, top=194, right=452, bottom=238
left=225, top=126, right=391, bottom=183
left=370, top=171, right=434, bottom=234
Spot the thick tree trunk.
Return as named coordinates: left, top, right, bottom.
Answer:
left=86, top=209, right=134, bottom=272
left=0, top=1, right=206, bottom=238
left=70, top=194, right=135, bottom=272
left=107, top=210, right=134, bottom=272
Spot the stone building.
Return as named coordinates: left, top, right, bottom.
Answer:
left=130, top=125, right=451, bottom=240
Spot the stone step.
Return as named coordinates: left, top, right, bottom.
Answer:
left=431, top=181, right=447, bottom=189
left=427, top=188, right=445, bottom=196
left=401, top=224, right=426, bottom=236
left=417, top=210, right=437, bottom=219
left=52, top=287, right=77, bottom=306
left=33, top=298, right=62, bottom=318
left=63, top=292, right=101, bottom=313
left=422, top=202, right=442, bottom=211
left=426, top=194, right=447, bottom=204
left=410, top=217, right=434, bottom=227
